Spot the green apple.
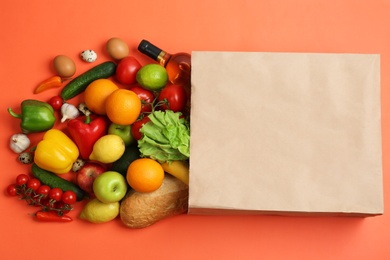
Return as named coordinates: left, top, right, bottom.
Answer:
left=93, top=171, right=127, bottom=203
left=108, top=123, right=134, bottom=146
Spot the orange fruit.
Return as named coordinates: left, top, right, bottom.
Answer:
left=126, top=158, right=165, bottom=193
left=84, top=79, right=119, bottom=115
left=105, top=89, right=141, bottom=125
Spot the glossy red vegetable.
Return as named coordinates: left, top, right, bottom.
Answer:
left=67, top=115, right=107, bottom=159
left=49, top=188, right=63, bottom=201
left=61, top=190, right=76, bottom=205
left=15, top=174, right=29, bottom=186
left=131, top=116, right=151, bottom=140
left=115, top=56, right=142, bottom=84
left=48, top=96, right=63, bottom=111
left=26, top=178, right=41, bottom=191
left=35, top=211, right=72, bottom=222
left=158, top=84, right=187, bottom=112
left=129, top=85, right=155, bottom=113
left=6, top=184, right=18, bottom=196
left=34, top=76, right=63, bottom=94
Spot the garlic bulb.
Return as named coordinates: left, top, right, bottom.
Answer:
left=10, top=133, right=30, bottom=153
left=61, top=103, right=80, bottom=123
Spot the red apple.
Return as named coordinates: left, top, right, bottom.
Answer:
left=77, top=163, right=106, bottom=193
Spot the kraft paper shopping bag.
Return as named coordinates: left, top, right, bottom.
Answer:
left=189, top=52, right=383, bottom=216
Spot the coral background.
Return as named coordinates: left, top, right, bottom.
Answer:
left=1, top=0, right=389, bottom=259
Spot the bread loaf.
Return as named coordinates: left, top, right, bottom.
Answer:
left=120, top=175, right=188, bottom=228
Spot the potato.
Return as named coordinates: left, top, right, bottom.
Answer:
left=120, top=175, right=188, bottom=228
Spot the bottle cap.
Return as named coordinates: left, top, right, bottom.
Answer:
left=138, top=40, right=162, bottom=60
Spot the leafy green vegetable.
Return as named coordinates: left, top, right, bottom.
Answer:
left=138, top=110, right=190, bottom=163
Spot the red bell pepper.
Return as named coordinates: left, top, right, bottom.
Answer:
left=67, top=115, right=107, bottom=159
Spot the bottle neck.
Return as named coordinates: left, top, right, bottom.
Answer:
left=156, top=51, right=171, bottom=67
left=138, top=40, right=171, bottom=66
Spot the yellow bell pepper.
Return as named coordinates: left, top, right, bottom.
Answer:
left=34, top=129, right=79, bottom=174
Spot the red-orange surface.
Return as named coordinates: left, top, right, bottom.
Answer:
left=1, top=0, right=389, bottom=259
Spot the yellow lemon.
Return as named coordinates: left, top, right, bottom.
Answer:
left=79, top=198, right=119, bottom=223
left=89, top=135, right=125, bottom=164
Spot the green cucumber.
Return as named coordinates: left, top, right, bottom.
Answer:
left=31, top=164, right=86, bottom=201
left=60, top=61, right=117, bottom=100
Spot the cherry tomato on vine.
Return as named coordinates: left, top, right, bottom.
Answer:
left=158, top=84, right=187, bottom=112
left=15, top=174, right=29, bottom=186
left=48, top=96, right=63, bottom=111
left=36, top=185, right=51, bottom=196
left=27, top=178, right=41, bottom=191
left=129, top=85, right=155, bottom=113
left=131, top=116, right=151, bottom=140
left=6, top=184, right=18, bottom=196
left=61, top=190, right=76, bottom=205
left=49, top=188, right=63, bottom=201
left=54, top=201, right=70, bottom=214
left=41, top=197, right=53, bottom=209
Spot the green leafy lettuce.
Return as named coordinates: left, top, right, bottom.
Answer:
left=138, top=110, right=190, bottom=163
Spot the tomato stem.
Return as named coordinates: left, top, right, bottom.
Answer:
left=14, top=182, right=73, bottom=217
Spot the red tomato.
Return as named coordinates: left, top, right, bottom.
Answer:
left=61, top=191, right=76, bottom=205
left=41, top=197, right=55, bottom=209
left=158, top=84, right=187, bottom=112
left=27, top=178, right=41, bottom=191
left=131, top=116, right=151, bottom=140
left=116, top=56, right=142, bottom=84
left=6, top=184, right=18, bottom=196
left=129, top=85, right=155, bottom=113
left=48, top=96, right=63, bottom=111
left=54, top=201, right=70, bottom=214
left=49, top=188, right=63, bottom=201
left=36, top=185, right=51, bottom=196
left=15, top=174, right=29, bottom=186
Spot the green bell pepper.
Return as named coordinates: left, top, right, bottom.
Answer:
left=8, top=99, right=56, bottom=134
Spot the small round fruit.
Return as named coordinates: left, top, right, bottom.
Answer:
left=89, top=135, right=126, bottom=164
left=130, top=85, right=155, bottom=113
left=48, top=96, right=63, bottom=111
left=27, top=178, right=41, bottom=191
left=36, top=185, right=51, bottom=196
left=6, top=184, right=18, bottom=196
left=136, top=64, right=168, bottom=91
left=49, top=188, right=63, bottom=201
left=15, top=174, right=29, bottom=186
left=115, top=56, right=142, bottom=85
left=106, top=37, right=129, bottom=60
left=93, top=171, right=127, bottom=203
left=126, top=158, right=165, bottom=193
left=53, top=55, right=76, bottom=78
left=84, top=79, right=119, bottom=115
left=105, top=89, right=141, bottom=125
left=79, top=198, right=120, bottom=224
left=62, top=191, right=77, bottom=205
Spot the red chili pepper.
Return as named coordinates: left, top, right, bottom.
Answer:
left=34, top=76, right=63, bottom=94
left=67, top=115, right=108, bottom=159
left=35, top=211, right=73, bottom=222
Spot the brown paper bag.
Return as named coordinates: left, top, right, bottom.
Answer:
left=188, top=51, right=383, bottom=216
